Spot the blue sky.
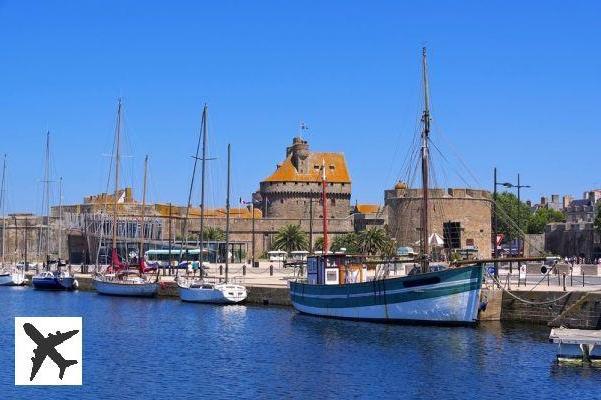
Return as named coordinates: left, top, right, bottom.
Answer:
left=0, top=1, right=599, bottom=213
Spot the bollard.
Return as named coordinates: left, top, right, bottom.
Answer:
left=270, top=265, right=274, bottom=276
left=570, top=267, right=573, bottom=286
left=506, top=274, right=511, bottom=291
left=243, top=265, right=246, bottom=276
left=583, top=270, right=585, bottom=287
left=562, top=274, right=566, bottom=292
left=219, top=265, right=223, bottom=275
left=557, top=272, right=561, bottom=286
left=547, top=272, right=550, bottom=286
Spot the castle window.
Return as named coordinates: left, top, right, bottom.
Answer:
left=329, top=165, right=335, bottom=170
left=314, top=165, right=320, bottom=170
left=280, top=199, right=284, bottom=204
left=331, top=198, right=336, bottom=205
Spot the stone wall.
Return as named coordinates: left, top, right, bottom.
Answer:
left=545, top=222, right=601, bottom=261
left=500, top=290, right=584, bottom=325
left=385, top=187, right=492, bottom=258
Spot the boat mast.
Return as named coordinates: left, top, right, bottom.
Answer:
left=198, top=104, right=208, bottom=275
left=420, top=47, right=431, bottom=274
left=321, top=160, right=329, bottom=254
left=58, top=177, right=62, bottom=261
left=139, top=155, right=148, bottom=275
left=44, top=131, right=50, bottom=266
left=0, top=155, right=5, bottom=268
left=112, top=99, right=122, bottom=269
left=225, top=144, right=231, bottom=283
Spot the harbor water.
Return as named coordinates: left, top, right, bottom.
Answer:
left=1, top=288, right=600, bottom=399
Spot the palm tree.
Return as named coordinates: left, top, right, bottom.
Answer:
left=313, top=236, right=324, bottom=251
left=204, top=226, right=225, bottom=241
left=357, top=227, right=393, bottom=256
left=272, top=224, right=308, bottom=253
left=331, top=233, right=359, bottom=253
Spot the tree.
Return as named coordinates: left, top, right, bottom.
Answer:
left=331, top=233, right=359, bottom=253
left=313, top=236, right=324, bottom=251
left=527, top=207, right=566, bottom=234
left=272, top=224, right=308, bottom=252
left=357, top=227, right=394, bottom=256
left=204, top=226, right=225, bottom=241
left=494, top=192, right=532, bottom=241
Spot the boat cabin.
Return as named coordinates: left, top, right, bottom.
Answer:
left=306, top=254, right=368, bottom=285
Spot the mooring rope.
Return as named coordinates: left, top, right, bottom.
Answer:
left=486, top=271, right=586, bottom=305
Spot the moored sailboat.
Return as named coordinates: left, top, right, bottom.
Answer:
left=177, top=106, right=247, bottom=304
left=92, top=100, right=158, bottom=297
left=289, top=48, right=484, bottom=324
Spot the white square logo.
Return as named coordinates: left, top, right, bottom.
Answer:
left=14, top=317, right=83, bottom=385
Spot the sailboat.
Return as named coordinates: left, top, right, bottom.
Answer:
left=177, top=106, right=247, bottom=304
left=93, top=100, right=159, bottom=297
left=0, top=155, right=27, bottom=286
left=31, top=132, right=77, bottom=290
left=288, top=48, right=484, bottom=324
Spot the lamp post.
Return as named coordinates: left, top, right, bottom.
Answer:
left=493, top=167, right=516, bottom=278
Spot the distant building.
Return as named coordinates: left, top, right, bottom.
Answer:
left=384, top=183, right=492, bottom=258
left=258, top=137, right=352, bottom=219
left=353, top=203, right=385, bottom=232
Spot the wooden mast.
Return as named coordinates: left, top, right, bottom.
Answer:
left=225, top=144, right=231, bottom=283
left=420, top=47, right=431, bottom=274
left=111, top=98, right=122, bottom=269
left=58, top=177, right=63, bottom=262
left=198, top=104, right=208, bottom=276
left=139, top=155, right=148, bottom=275
left=321, top=160, right=329, bottom=254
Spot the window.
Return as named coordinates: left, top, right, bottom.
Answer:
left=280, top=199, right=284, bottom=204
left=331, top=198, right=336, bottom=205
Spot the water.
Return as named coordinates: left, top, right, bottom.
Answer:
left=1, top=288, right=600, bottom=400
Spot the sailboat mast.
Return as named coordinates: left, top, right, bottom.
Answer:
left=112, top=99, right=122, bottom=268
left=139, top=155, right=148, bottom=274
left=420, top=47, right=431, bottom=274
left=176, top=105, right=205, bottom=274
left=1, top=155, right=5, bottom=267
left=321, top=160, right=329, bottom=254
left=199, top=104, right=208, bottom=271
left=58, top=177, right=62, bottom=261
left=225, top=144, right=231, bottom=283
left=45, top=131, right=50, bottom=264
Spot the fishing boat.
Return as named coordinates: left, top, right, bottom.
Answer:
left=177, top=106, right=247, bottom=304
left=0, top=155, right=27, bottom=286
left=92, top=100, right=159, bottom=297
left=289, top=48, right=484, bottom=324
left=31, top=132, right=78, bottom=291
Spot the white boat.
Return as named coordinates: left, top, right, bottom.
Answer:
left=176, top=106, right=248, bottom=305
left=178, top=279, right=247, bottom=304
left=0, top=269, right=27, bottom=286
left=93, top=273, right=158, bottom=297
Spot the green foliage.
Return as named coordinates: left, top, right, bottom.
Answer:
left=494, top=192, right=532, bottom=241
left=357, top=227, right=394, bottom=256
left=313, top=236, right=324, bottom=251
left=331, top=233, right=359, bottom=253
left=204, top=226, right=226, bottom=241
left=527, top=207, right=566, bottom=234
left=272, top=224, right=308, bottom=253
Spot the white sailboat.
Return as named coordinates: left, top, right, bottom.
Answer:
left=93, top=99, right=158, bottom=297
left=178, top=106, right=247, bottom=304
left=0, top=155, right=26, bottom=286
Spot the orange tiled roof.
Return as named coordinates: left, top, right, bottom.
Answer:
left=263, top=152, right=351, bottom=183
left=188, top=207, right=262, bottom=219
left=355, top=204, right=381, bottom=214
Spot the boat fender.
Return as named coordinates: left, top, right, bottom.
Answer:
left=478, top=294, right=488, bottom=312
left=73, top=280, right=79, bottom=290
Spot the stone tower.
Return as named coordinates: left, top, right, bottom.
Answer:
left=258, top=137, right=352, bottom=219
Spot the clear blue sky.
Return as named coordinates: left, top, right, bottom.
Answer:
left=0, top=1, right=599, bottom=213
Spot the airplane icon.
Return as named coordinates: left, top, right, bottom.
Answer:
left=23, top=322, right=79, bottom=381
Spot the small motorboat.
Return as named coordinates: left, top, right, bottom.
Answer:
left=32, top=270, right=78, bottom=291
left=178, top=278, right=247, bottom=304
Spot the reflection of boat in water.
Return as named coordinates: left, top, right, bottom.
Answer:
left=289, top=48, right=483, bottom=325
left=32, top=271, right=77, bottom=290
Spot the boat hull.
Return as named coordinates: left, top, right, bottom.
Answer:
left=289, top=265, right=483, bottom=325
left=32, top=276, right=76, bottom=290
left=93, top=278, right=158, bottom=297
left=179, top=284, right=247, bottom=304
left=0, top=272, right=27, bottom=286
